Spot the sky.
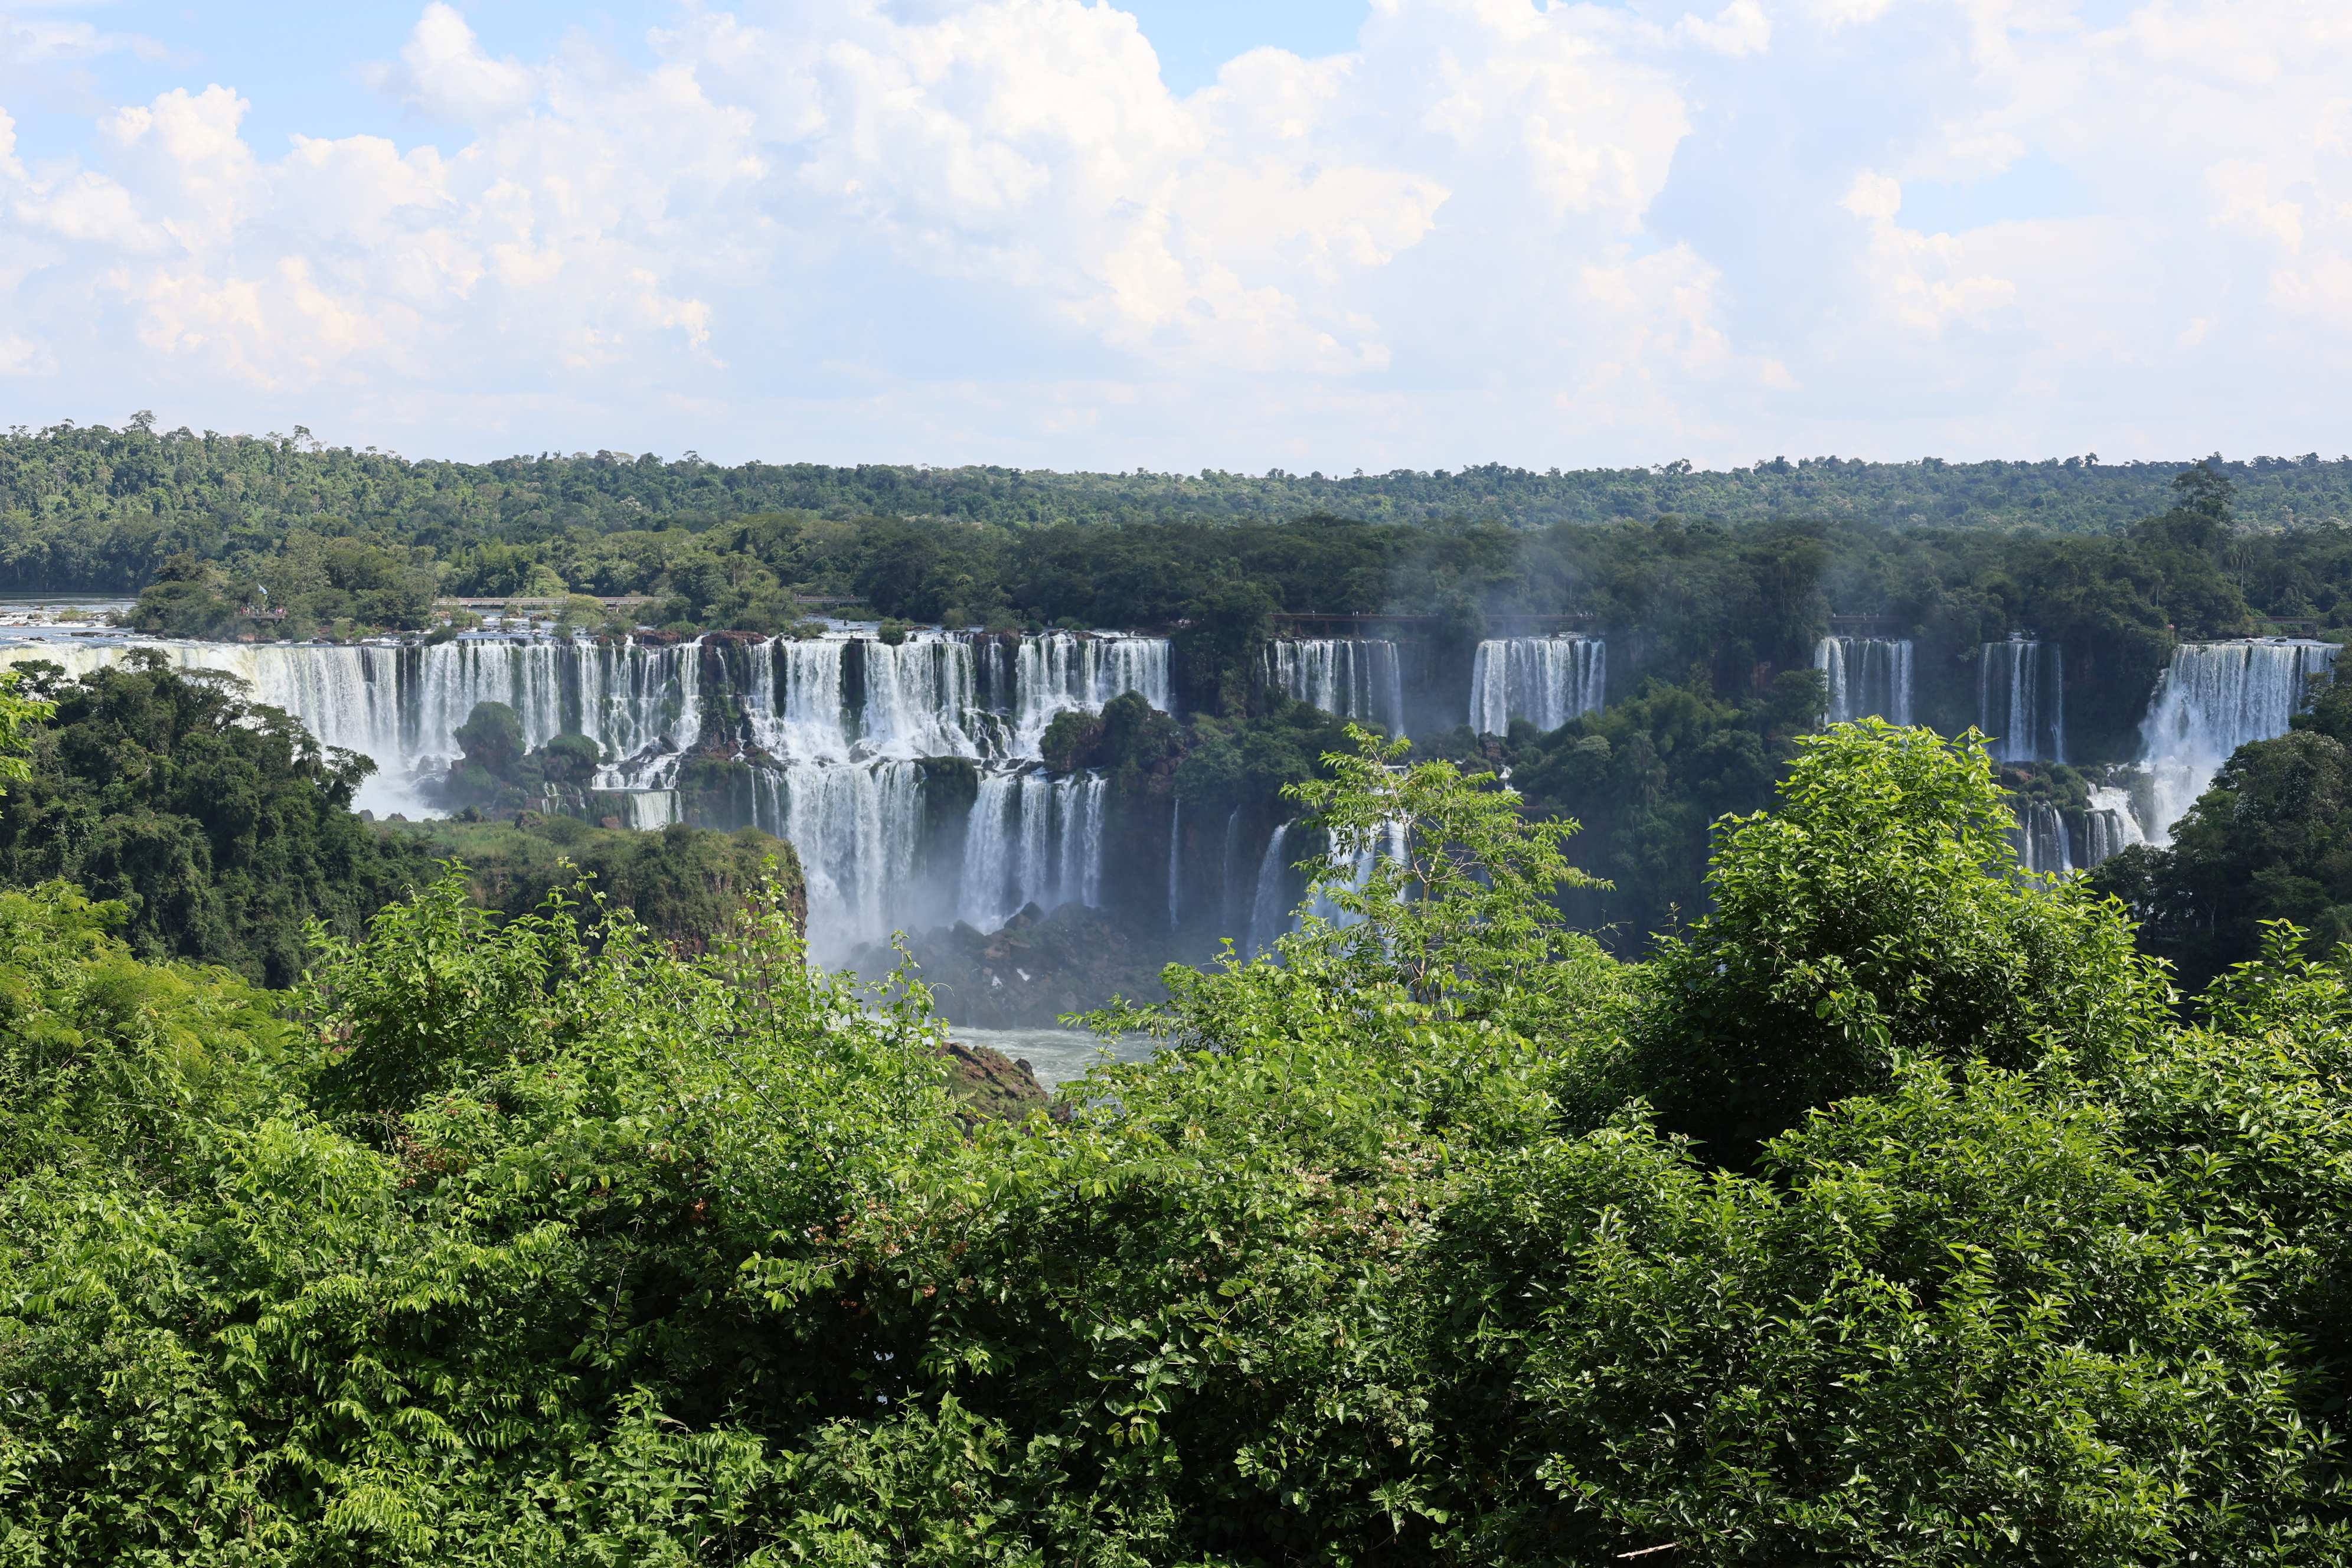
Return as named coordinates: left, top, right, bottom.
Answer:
left=0, top=0, right=2347, bottom=471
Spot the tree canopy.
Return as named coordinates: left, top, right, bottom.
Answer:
left=9, top=721, right=2352, bottom=1563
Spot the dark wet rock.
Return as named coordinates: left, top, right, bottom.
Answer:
left=861, top=901, right=1179, bottom=1029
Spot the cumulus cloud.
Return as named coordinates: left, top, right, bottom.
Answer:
left=364, top=2, right=538, bottom=122
left=4, top=0, right=2352, bottom=465
left=1675, top=1, right=1772, bottom=57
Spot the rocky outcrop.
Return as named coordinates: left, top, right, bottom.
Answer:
left=939, top=1040, right=1051, bottom=1127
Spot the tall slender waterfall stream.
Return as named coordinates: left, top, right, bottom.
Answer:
left=1815, top=636, right=1915, bottom=726
left=1979, top=639, right=2064, bottom=763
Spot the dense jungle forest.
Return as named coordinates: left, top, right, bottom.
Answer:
left=12, top=417, right=2352, bottom=610
left=17, top=433, right=2352, bottom=1561
left=11, top=680, right=2352, bottom=1562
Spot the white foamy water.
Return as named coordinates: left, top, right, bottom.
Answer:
left=1469, top=636, right=1605, bottom=734
left=0, top=632, right=707, bottom=812
left=1264, top=639, right=1405, bottom=733
left=956, top=770, right=1108, bottom=930
left=2138, top=638, right=2338, bottom=843
left=2008, top=799, right=2073, bottom=877
left=0, top=625, right=1178, bottom=965
left=1815, top=635, right=1914, bottom=726
left=948, top=1027, right=1159, bottom=1090
left=2081, top=786, right=2145, bottom=866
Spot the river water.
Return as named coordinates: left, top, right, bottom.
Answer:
left=952, top=1026, right=1159, bottom=1090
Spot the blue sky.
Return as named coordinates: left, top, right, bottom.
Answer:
left=1, top=0, right=2347, bottom=469
left=9, top=2, right=1373, bottom=149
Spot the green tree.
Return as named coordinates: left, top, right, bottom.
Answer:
left=0, top=658, right=427, bottom=984
left=0, top=669, right=47, bottom=793
left=1629, top=719, right=2172, bottom=1163
left=1284, top=724, right=1608, bottom=1015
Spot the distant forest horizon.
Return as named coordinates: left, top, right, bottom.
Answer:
left=10, top=419, right=2352, bottom=553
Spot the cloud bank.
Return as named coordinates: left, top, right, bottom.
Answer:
left=1, top=0, right=2347, bottom=468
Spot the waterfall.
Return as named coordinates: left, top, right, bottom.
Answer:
left=2008, top=799, right=2073, bottom=878
left=1, top=626, right=1170, bottom=966
left=615, top=790, right=681, bottom=831
left=1469, top=637, right=1605, bottom=734
left=583, top=638, right=704, bottom=790
left=1302, top=818, right=1411, bottom=930
left=1167, top=800, right=1182, bottom=930
left=1264, top=639, right=1406, bottom=733
left=734, top=631, right=1171, bottom=764
left=1978, top=639, right=2065, bottom=763
left=750, top=760, right=924, bottom=961
left=2137, top=638, right=2339, bottom=843
left=0, top=632, right=709, bottom=812
left=2080, top=786, right=2145, bottom=867
left=1246, top=824, right=1295, bottom=958
left=1814, top=636, right=1914, bottom=725
left=744, top=638, right=852, bottom=761
left=860, top=635, right=998, bottom=759
left=955, top=769, right=1109, bottom=931
left=1012, top=632, right=1175, bottom=755
left=1238, top=816, right=1412, bottom=952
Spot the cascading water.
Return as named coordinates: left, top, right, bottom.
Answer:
left=2080, top=786, right=2145, bottom=867
left=1469, top=638, right=1605, bottom=734
left=743, top=638, right=851, bottom=761
left=1264, top=640, right=1406, bottom=733
left=1302, top=819, right=1412, bottom=930
left=858, top=636, right=995, bottom=759
left=752, top=760, right=925, bottom=952
left=1011, top=633, right=1174, bottom=754
left=1814, top=636, right=1914, bottom=726
left=955, top=770, right=1108, bottom=931
left=2137, top=638, right=2340, bottom=843
left=1246, top=824, right=1295, bottom=958
left=1240, top=815, right=1410, bottom=957
left=2008, top=799, right=2073, bottom=878
left=1979, top=639, right=2064, bottom=763
left=1, top=625, right=1175, bottom=963
left=0, top=632, right=709, bottom=811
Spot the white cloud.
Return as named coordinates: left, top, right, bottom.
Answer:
left=8, top=0, right=2352, bottom=466
left=1676, top=0, right=1772, bottom=57
left=364, top=2, right=537, bottom=122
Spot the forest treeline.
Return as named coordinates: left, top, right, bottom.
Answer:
left=10, top=711, right=2352, bottom=1562
left=14, top=417, right=2352, bottom=607
left=83, top=457, right=2352, bottom=770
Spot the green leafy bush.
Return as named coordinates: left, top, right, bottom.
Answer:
left=7, top=722, right=2352, bottom=1563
